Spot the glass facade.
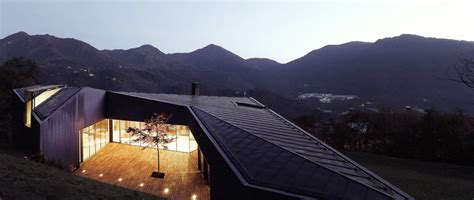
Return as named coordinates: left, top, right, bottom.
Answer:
left=112, top=119, right=198, bottom=153
left=81, top=119, right=109, bottom=162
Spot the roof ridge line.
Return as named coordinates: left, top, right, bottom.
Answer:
left=109, top=91, right=189, bottom=107
left=110, top=91, right=251, bottom=99
left=265, top=109, right=412, bottom=199
left=194, top=106, right=394, bottom=199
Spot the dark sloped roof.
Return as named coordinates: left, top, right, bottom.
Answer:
left=34, top=87, right=81, bottom=119
left=192, top=105, right=410, bottom=199
left=115, top=91, right=412, bottom=199
left=193, top=107, right=391, bottom=199
left=13, top=85, right=64, bottom=101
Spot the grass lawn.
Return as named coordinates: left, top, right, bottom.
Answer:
left=0, top=148, right=165, bottom=200
left=346, top=151, right=474, bottom=200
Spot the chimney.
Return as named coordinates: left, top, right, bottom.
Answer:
left=192, top=82, right=200, bottom=96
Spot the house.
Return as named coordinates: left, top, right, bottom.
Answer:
left=11, top=83, right=414, bottom=200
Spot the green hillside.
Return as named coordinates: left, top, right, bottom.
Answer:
left=347, top=151, right=474, bottom=200
left=0, top=148, right=164, bottom=200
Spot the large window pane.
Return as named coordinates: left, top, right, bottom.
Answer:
left=139, top=122, right=148, bottom=147
left=99, top=120, right=107, bottom=148
left=177, top=125, right=190, bottom=152
left=90, top=126, right=96, bottom=155
left=130, top=121, right=141, bottom=146
left=189, top=130, right=198, bottom=152
left=105, top=120, right=110, bottom=144
left=112, top=120, right=120, bottom=142
left=109, top=119, right=197, bottom=153
left=80, top=119, right=110, bottom=162
left=120, top=120, right=130, bottom=144
left=97, top=121, right=103, bottom=150
left=162, top=125, right=177, bottom=151
left=82, top=128, right=90, bottom=161
left=94, top=124, right=100, bottom=152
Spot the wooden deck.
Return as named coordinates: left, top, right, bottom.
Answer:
left=75, top=143, right=210, bottom=200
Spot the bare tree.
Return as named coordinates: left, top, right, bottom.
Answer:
left=126, top=113, right=175, bottom=178
left=449, top=55, right=474, bottom=88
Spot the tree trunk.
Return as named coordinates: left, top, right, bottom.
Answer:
left=157, top=145, right=160, bottom=172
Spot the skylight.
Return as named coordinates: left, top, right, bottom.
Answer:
left=234, top=101, right=265, bottom=109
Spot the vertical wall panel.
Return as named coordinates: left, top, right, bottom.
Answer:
left=39, top=88, right=106, bottom=171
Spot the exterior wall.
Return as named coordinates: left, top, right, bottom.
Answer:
left=11, top=94, right=40, bottom=152
left=105, top=92, right=189, bottom=125
left=39, top=88, right=106, bottom=171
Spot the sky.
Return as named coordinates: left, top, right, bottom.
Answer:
left=1, top=0, right=473, bottom=63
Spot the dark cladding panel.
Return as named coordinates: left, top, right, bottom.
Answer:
left=40, top=88, right=106, bottom=171
left=106, top=92, right=189, bottom=125
left=192, top=107, right=400, bottom=200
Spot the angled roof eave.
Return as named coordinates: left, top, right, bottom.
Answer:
left=37, top=87, right=83, bottom=123
left=195, top=106, right=398, bottom=199
left=266, top=109, right=415, bottom=200
left=13, top=84, right=66, bottom=103
left=187, top=106, right=314, bottom=200
left=13, top=88, right=26, bottom=103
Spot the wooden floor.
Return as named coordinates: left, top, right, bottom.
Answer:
left=75, top=143, right=210, bottom=200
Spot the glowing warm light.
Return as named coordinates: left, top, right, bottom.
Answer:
left=111, top=120, right=197, bottom=153
left=24, top=88, right=62, bottom=128
left=34, top=88, right=61, bottom=107
left=191, top=194, right=197, bottom=199
left=118, top=178, right=123, bottom=182
left=163, top=188, right=169, bottom=193
left=139, top=183, right=144, bottom=187
left=99, top=173, right=103, bottom=177
left=81, top=170, right=86, bottom=173
left=25, top=100, right=31, bottom=127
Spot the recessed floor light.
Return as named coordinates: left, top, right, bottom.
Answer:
left=118, top=178, right=123, bottom=182
left=99, top=173, right=103, bottom=177
left=139, top=183, right=144, bottom=187
left=192, top=194, right=197, bottom=199
left=81, top=170, right=86, bottom=173
left=163, top=188, right=169, bottom=193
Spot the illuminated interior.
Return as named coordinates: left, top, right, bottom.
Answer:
left=24, top=88, right=61, bottom=127
left=80, top=119, right=109, bottom=162
left=25, top=100, right=32, bottom=127
left=33, top=88, right=61, bottom=107
left=112, top=119, right=198, bottom=153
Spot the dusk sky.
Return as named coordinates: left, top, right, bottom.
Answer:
left=1, top=0, right=473, bottom=63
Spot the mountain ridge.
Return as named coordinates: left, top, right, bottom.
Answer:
left=2, top=31, right=474, bottom=115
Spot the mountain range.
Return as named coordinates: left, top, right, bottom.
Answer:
left=2, top=31, right=474, bottom=116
